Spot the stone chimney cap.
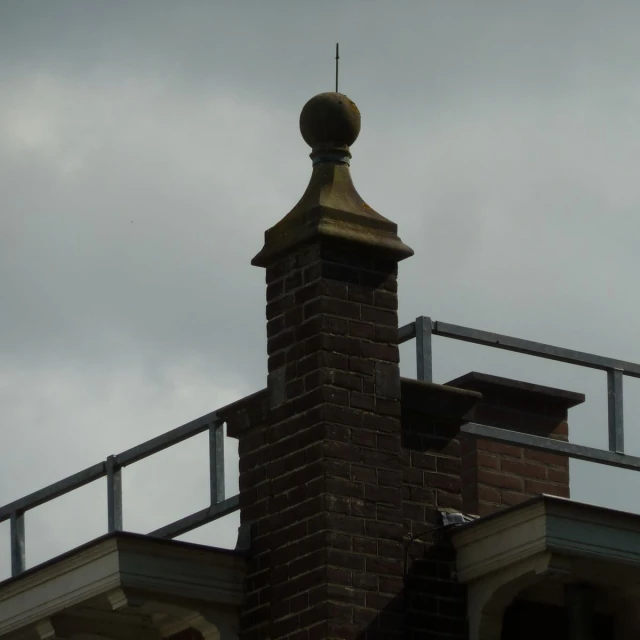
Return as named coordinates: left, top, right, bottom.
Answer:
left=299, top=92, right=361, bottom=163
left=251, top=92, right=413, bottom=267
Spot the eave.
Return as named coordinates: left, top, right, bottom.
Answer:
left=0, top=532, right=246, bottom=640
left=449, top=494, right=640, bottom=639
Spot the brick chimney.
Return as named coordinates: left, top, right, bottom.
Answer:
left=449, top=373, right=584, bottom=516
left=240, top=92, right=413, bottom=639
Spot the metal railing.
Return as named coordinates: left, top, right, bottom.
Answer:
left=400, top=316, right=640, bottom=472
left=5, top=315, right=640, bottom=578
left=0, top=409, right=239, bottom=578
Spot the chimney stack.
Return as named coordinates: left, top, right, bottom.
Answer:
left=225, top=93, right=584, bottom=639
left=241, top=92, right=413, bottom=639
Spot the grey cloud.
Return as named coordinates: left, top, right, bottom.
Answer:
left=3, top=0, right=640, bottom=578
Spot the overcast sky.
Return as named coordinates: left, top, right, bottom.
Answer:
left=2, top=1, right=640, bottom=580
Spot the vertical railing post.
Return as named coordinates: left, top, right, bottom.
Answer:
left=607, top=369, right=624, bottom=453
left=106, top=455, right=123, bottom=532
left=210, top=420, right=226, bottom=504
left=416, top=316, right=433, bottom=382
left=10, top=511, right=25, bottom=576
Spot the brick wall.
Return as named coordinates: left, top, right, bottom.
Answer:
left=400, top=380, right=481, bottom=639
left=237, top=240, right=406, bottom=640
left=449, top=373, right=584, bottom=517
left=230, top=355, right=586, bottom=639
left=229, top=329, right=588, bottom=639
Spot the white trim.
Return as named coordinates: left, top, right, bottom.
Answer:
left=453, top=500, right=547, bottom=583
left=0, top=537, right=244, bottom=640
left=450, top=496, right=640, bottom=640
left=452, top=496, right=640, bottom=584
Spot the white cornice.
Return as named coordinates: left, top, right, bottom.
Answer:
left=451, top=495, right=640, bottom=584
left=452, top=500, right=548, bottom=583
left=450, top=495, right=640, bottom=640
left=0, top=536, right=245, bottom=640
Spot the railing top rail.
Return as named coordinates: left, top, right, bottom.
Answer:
left=399, top=319, right=640, bottom=377
left=398, top=322, right=417, bottom=343
left=462, top=423, right=640, bottom=472
left=0, top=410, right=221, bottom=523
left=116, top=410, right=220, bottom=467
left=0, top=462, right=106, bottom=523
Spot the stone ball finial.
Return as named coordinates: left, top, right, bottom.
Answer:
left=299, top=92, right=361, bottom=151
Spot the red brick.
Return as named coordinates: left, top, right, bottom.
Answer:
left=349, top=357, right=375, bottom=376
left=373, top=290, right=398, bottom=310
left=477, top=469, right=524, bottom=491
left=350, top=393, right=376, bottom=411
left=501, top=458, right=548, bottom=480
left=360, top=307, right=397, bottom=327
left=411, top=452, right=437, bottom=470
left=350, top=429, right=376, bottom=448
left=476, top=450, right=501, bottom=470
left=424, top=471, right=461, bottom=493
left=402, top=467, right=423, bottom=485
left=436, top=456, right=461, bottom=475
left=366, top=557, right=403, bottom=576
left=322, top=297, right=361, bottom=320
left=408, top=486, right=436, bottom=505
left=348, top=285, right=374, bottom=305
left=547, top=466, right=569, bottom=484
left=500, top=490, right=531, bottom=506
left=477, top=440, right=523, bottom=458
left=524, top=448, right=568, bottom=467
left=524, top=479, right=570, bottom=497
left=437, top=491, right=462, bottom=510
left=478, top=485, right=500, bottom=503
left=361, top=342, right=400, bottom=362
left=348, top=320, right=376, bottom=339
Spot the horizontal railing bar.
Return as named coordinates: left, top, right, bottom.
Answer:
left=116, top=410, right=220, bottom=467
left=148, top=494, right=240, bottom=539
left=462, top=423, right=640, bottom=471
left=0, top=410, right=223, bottom=521
left=434, top=321, right=640, bottom=377
left=398, top=322, right=417, bottom=344
left=0, top=462, right=106, bottom=523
